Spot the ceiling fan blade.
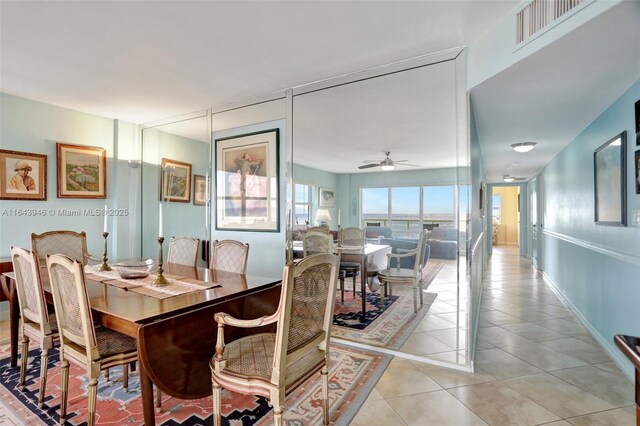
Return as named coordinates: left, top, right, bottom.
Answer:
left=393, top=160, right=410, bottom=163
left=396, top=163, right=420, bottom=167
left=514, top=177, right=527, bottom=181
left=361, top=160, right=380, bottom=164
left=358, top=163, right=380, bottom=169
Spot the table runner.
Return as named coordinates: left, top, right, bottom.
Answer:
left=84, top=265, right=220, bottom=299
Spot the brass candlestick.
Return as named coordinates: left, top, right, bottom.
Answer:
left=99, top=232, right=112, bottom=271
left=153, top=237, right=169, bottom=286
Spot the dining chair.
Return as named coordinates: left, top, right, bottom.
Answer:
left=46, top=254, right=138, bottom=426
left=338, top=227, right=364, bottom=297
left=306, top=226, right=330, bottom=234
left=210, top=239, right=249, bottom=273
left=167, top=236, right=200, bottom=267
left=31, top=230, right=99, bottom=267
left=377, top=230, right=431, bottom=313
left=302, top=231, right=351, bottom=303
left=210, top=253, right=339, bottom=426
left=11, top=246, right=59, bottom=408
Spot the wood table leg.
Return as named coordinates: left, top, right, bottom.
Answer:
left=0, top=275, right=18, bottom=368
left=361, top=255, right=367, bottom=321
left=138, top=354, right=156, bottom=426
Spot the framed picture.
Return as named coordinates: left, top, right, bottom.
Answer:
left=161, top=158, right=192, bottom=202
left=635, top=149, right=640, bottom=195
left=215, top=128, right=279, bottom=232
left=57, top=143, right=106, bottom=198
left=594, top=131, right=626, bottom=226
left=479, top=181, right=485, bottom=217
left=0, top=149, right=47, bottom=201
left=318, top=187, right=335, bottom=207
left=193, top=174, right=207, bottom=206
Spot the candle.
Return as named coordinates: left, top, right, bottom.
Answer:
left=338, top=208, right=341, bottom=227
left=159, top=203, right=163, bottom=237
left=103, top=204, right=108, bottom=232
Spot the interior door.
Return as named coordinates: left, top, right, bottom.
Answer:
left=530, top=177, right=538, bottom=269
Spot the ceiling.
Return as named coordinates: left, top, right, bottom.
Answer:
left=0, top=1, right=518, bottom=125
left=472, top=0, right=640, bottom=184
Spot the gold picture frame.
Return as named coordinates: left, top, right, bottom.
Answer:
left=0, top=149, right=47, bottom=201
left=161, top=158, right=192, bottom=203
left=57, top=143, right=107, bottom=199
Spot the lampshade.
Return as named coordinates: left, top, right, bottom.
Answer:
left=511, top=142, right=536, bottom=153
left=315, top=208, right=331, bottom=225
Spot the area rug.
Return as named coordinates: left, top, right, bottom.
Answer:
left=331, top=260, right=443, bottom=349
left=0, top=343, right=391, bottom=425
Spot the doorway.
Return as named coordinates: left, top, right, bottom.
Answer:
left=490, top=185, right=521, bottom=255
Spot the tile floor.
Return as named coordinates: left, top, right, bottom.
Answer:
left=351, top=245, right=636, bottom=426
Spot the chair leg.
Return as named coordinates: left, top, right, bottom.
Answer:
left=60, top=359, right=69, bottom=425
left=352, top=275, right=356, bottom=297
left=87, top=377, right=98, bottom=426
left=413, top=283, right=418, bottom=313
left=155, top=386, right=162, bottom=410
left=339, top=275, right=344, bottom=304
left=212, top=382, right=222, bottom=426
left=419, top=280, right=424, bottom=307
left=321, top=366, right=329, bottom=425
left=19, top=335, right=29, bottom=390
left=38, top=348, right=49, bottom=408
left=271, top=389, right=285, bottom=426
left=123, top=364, right=129, bottom=390
left=379, top=280, right=385, bottom=307
left=104, top=368, right=110, bottom=381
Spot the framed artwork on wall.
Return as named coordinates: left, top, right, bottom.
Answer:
left=161, top=158, right=192, bottom=203
left=193, top=174, right=207, bottom=206
left=0, top=149, right=47, bottom=201
left=215, top=128, right=279, bottom=232
left=594, top=131, right=626, bottom=226
left=318, top=187, right=335, bottom=207
left=57, top=143, right=106, bottom=198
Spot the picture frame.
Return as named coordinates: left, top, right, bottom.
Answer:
left=57, top=143, right=106, bottom=199
left=318, top=187, right=336, bottom=207
left=635, top=149, right=640, bottom=195
left=161, top=158, right=192, bottom=203
left=0, top=149, right=47, bottom=201
left=215, top=128, right=279, bottom=232
left=479, top=181, right=485, bottom=217
left=193, top=174, right=207, bottom=206
left=594, top=131, right=626, bottom=226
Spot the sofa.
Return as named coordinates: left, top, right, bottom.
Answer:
left=426, top=227, right=458, bottom=259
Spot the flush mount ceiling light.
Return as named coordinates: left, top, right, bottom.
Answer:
left=511, top=142, right=537, bottom=153
left=502, top=175, right=515, bottom=183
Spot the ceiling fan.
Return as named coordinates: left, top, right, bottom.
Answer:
left=358, top=151, right=420, bottom=171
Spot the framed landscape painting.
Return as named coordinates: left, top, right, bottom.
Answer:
left=193, top=174, right=207, bottom=206
left=215, top=128, right=279, bottom=232
left=161, top=158, right=192, bottom=203
left=594, top=131, right=626, bottom=226
left=57, top=143, right=106, bottom=198
left=0, top=149, right=47, bottom=201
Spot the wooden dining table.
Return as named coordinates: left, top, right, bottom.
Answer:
left=0, top=261, right=282, bottom=426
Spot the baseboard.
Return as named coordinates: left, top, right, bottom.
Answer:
left=541, top=271, right=634, bottom=382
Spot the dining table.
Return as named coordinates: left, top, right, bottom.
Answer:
left=0, top=260, right=282, bottom=426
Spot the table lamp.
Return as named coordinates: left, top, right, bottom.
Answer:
left=315, top=208, right=331, bottom=227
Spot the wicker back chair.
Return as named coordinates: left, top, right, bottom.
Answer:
left=306, top=226, right=330, bottom=235
left=11, top=246, right=59, bottom=408
left=46, top=254, right=138, bottom=425
left=211, top=253, right=339, bottom=426
left=378, top=230, right=431, bottom=313
left=302, top=231, right=334, bottom=256
left=31, top=230, right=98, bottom=267
left=210, top=240, right=249, bottom=273
left=339, top=227, right=365, bottom=247
left=167, top=236, right=200, bottom=267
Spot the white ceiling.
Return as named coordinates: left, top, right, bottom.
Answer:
left=472, top=0, right=640, bottom=184
left=0, top=1, right=518, bottom=125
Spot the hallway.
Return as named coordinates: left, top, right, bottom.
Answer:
left=351, top=245, right=635, bottom=425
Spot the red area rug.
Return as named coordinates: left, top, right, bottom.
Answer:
left=0, top=343, right=390, bottom=425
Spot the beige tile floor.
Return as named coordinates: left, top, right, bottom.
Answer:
left=351, top=245, right=636, bottom=426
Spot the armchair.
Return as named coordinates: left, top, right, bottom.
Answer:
left=377, top=230, right=430, bottom=313
left=210, top=253, right=339, bottom=426
left=167, top=236, right=200, bottom=267
left=31, top=230, right=100, bottom=267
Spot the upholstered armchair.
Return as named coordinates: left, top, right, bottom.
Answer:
left=210, top=253, right=339, bottom=426
left=377, top=230, right=430, bottom=313
left=210, top=240, right=249, bottom=273
left=167, top=236, right=200, bottom=267
left=11, top=247, right=59, bottom=408
left=31, top=230, right=100, bottom=267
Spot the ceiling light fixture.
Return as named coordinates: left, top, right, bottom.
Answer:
left=380, top=158, right=395, bottom=171
left=502, top=175, right=515, bottom=183
left=511, top=142, right=537, bottom=153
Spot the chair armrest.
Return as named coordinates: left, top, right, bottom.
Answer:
left=385, top=250, right=418, bottom=269
left=396, top=248, right=416, bottom=254
left=214, top=312, right=278, bottom=328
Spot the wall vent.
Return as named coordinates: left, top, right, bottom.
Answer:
left=516, top=0, right=585, bottom=44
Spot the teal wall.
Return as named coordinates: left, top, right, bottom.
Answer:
left=141, top=128, right=210, bottom=264
left=541, top=79, right=640, bottom=379
left=0, top=93, right=140, bottom=261
left=292, top=163, right=340, bottom=228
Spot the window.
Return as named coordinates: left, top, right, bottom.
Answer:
left=423, top=185, right=455, bottom=226
left=362, top=187, right=389, bottom=227
left=392, top=187, right=420, bottom=237
left=492, top=194, right=502, bottom=224
left=293, top=183, right=312, bottom=225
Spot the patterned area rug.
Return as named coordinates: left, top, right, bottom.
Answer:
left=331, top=260, right=443, bottom=349
left=0, top=343, right=390, bottom=425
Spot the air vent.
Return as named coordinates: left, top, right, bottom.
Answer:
left=516, top=0, right=585, bottom=44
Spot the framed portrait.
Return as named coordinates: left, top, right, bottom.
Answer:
left=594, top=131, right=626, bottom=226
left=635, top=149, right=640, bottom=195
left=161, top=158, right=192, bottom=202
left=193, top=174, right=207, bottom=206
left=57, top=143, right=106, bottom=198
left=215, top=128, right=279, bottom=232
left=0, top=149, right=47, bottom=201
left=318, top=187, right=335, bottom=207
